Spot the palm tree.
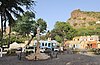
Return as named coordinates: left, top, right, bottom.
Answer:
left=0, top=0, right=35, bottom=47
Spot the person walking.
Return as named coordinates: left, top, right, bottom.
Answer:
left=17, top=47, right=22, bottom=60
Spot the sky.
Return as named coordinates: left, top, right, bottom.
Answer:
left=0, top=0, right=100, bottom=31
left=34, top=0, right=100, bottom=30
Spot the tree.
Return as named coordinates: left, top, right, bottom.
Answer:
left=0, top=0, right=35, bottom=47
left=51, top=21, right=76, bottom=43
left=13, top=11, right=35, bottom=36
left=36, top=18, right=47, bottom=33
left=54, top=35, right=62, bottom=43
left=13, top=17, right=47, bottom=36
left=31, top=18, right=47, bottom=38
left=33, top=18, right=47, bottom=56
left=25, top=18, right=47, bottom=60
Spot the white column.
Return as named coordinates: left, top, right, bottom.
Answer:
left=0, top=47, right=2, bottom=57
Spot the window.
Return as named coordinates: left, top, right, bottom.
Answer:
left=52, top=43, right=53, bottom=46
left=45, top=43, right=47, bottom=46
left=48, top=43, right=51, bottom=47
left=42, top=43, right=44, bottom=46
left=78, top=39, right=79, bottom=41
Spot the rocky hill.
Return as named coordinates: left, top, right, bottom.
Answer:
left=67, top=9, right=100, bottom=28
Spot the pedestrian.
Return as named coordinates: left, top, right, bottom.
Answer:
left=17, top=47, right=22, bottom=60
left=55, top=51, right=58, bottom=58
left=60, top=46, right=64, bottom=54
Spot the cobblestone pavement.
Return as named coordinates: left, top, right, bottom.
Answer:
left=0, top=53, right=100, bottom=65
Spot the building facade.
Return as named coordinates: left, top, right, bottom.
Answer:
left=64, top=35, right=100, bottom=49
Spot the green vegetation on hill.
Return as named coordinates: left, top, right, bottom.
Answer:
left=84, top=11, right=100, bottom=18
left=67, top=9, right=100, bottom=36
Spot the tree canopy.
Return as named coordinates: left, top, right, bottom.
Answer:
left=13, top=13, right=47, bottom=37
left=36, top=18, right=47, bottom=33
left=12, top=11, right=35, bottom=36
left=0, top=0, right=35, bottom=27
left=0, top=0, right=35, bottom=47
left=51, top=21, right=76, bottom=43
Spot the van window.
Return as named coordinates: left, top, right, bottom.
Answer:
left=48, top=43, right=51, bottom=47
left=45, top=43, right=47, bottom=46
left=26, top=46, right=34, bottom=49
left=42, top=43, right=44, bottom=46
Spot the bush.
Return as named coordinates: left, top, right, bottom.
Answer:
left=87, top=48, right=95, bottom=52
left=93, top=49, right=100, bottom=55
left=72, top=49, right=80, bottom=54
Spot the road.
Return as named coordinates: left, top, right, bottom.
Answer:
left=0, top=53, right=100, bottom=65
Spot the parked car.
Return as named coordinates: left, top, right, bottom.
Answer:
left=40, top=48, right=45, bottom=53
left=24, top=46, right=35, bottom=53
left=54, top=46, right=60, bottom=52
left=54, top=48, right=59, bottom=52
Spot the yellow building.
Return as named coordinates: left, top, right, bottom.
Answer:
left=64, top=35, right=99, bottom=49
